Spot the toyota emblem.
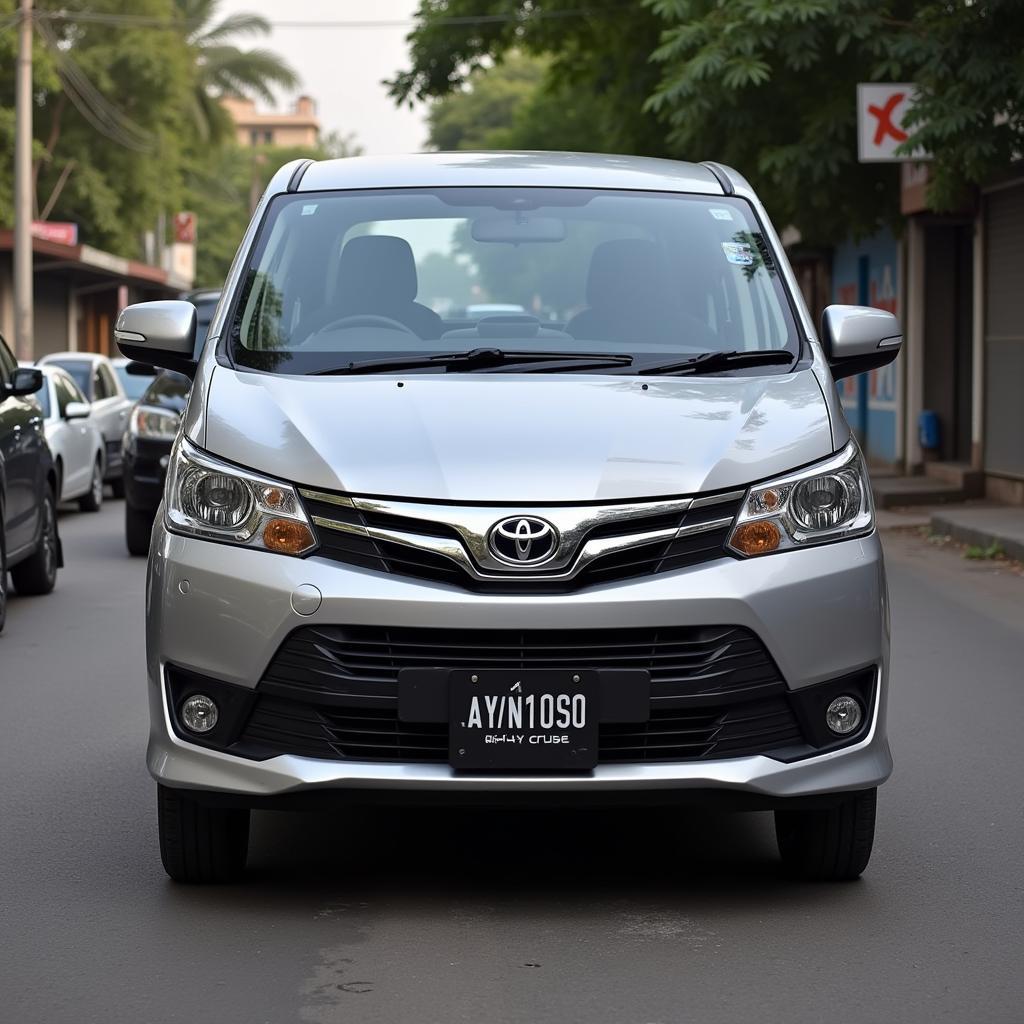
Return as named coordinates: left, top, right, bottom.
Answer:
left=488, top=516, right=558, bottom=566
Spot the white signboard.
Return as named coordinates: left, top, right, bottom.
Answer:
left=857, top=83, right=925, bottom=162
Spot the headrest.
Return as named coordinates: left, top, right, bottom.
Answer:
left=585, top=238, right=669, bottom=312
left=337, top=235, right=418, bottom=306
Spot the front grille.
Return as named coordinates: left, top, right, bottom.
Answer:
left=302, top=493, right=741, bottom=593
left=229, top=624, right=802, bottom=765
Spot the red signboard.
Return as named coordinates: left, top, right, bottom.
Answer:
left=173, top=211, right=197, bottom=244
left=31, top=221, right=78, bottom=246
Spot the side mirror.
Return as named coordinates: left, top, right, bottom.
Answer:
left=821, top=305, right=903, bottom=380
left=125, top=360, right=157, bottom=376
left=114, top=301, right=197, bottom=378
left=5, top=366, right=43, bottom=397
left=65, top=401, right=91, bottom=420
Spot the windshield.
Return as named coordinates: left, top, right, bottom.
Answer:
left=229, top=187, right=799, bottom=375
left=48, top=359, right=90, bottom=397
left=115, top=364, right=155, bottom=400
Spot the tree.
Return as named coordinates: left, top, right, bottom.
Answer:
left=425, top=50, right=635, bottom=155
left=185, top=132, right=363, bottom=288
left=0, top=0, right=197, bottom=255
left=390, top=0, right=667, bottom=157
left=176, top=0, right=299, bottom=142
left=393, top=0, right=1024, bottom=242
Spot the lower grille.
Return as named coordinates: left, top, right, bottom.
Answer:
left=228, top=624, right=803, bottom=765
left=240, top=695, right=801, bottom=764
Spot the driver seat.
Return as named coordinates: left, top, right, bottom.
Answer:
left=333, top=235, right=443, bottom=339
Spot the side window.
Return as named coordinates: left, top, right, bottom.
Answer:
left=92, top=365, right=110, bottom=400
left=0, top=336, right=16, bottom=379
left=55, top=375, right=75, bottom=417
left=99, top=363, right=118, bottom=398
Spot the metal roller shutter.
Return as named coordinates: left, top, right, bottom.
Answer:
left=984, top=184, right=1024, bottom=478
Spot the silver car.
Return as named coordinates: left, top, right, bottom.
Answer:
left=115, top=153, right=902, bottom=884
left=38, top=352, right=133, bottom=494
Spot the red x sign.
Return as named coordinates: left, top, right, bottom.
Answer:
left=857, top=83, right=925, bottom=162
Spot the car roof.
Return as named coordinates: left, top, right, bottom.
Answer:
left=297, top=151, right=727, bottom=196
left=39, top=351, right=108, bottom=365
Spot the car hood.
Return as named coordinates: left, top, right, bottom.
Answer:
left=199, top=368, right=832, bottom=502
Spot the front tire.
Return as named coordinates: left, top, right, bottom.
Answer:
left=78, top=458, right=104, bottom=512
left=11, top=489, right=58, bottom=596
left=125, top=502, right=152, bottom=556
left=775, top=788, right=877, bottom=881
left=158, top=784, right=250, bottom=884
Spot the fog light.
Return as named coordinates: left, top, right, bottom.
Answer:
left=181, top=694, right=218, bottom=733
left=825, top=695, right=862, bottom=735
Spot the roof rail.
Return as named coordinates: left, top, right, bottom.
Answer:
left=700, top=161, right=735, bottom=196
left=287, top=159, right=314, bottom=193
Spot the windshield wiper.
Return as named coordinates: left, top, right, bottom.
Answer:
left=311, top=348, right=634, bottom=376
left=637, top=349, right=796, bottom=376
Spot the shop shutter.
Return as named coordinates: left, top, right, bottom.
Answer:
left=984, top=184, right=1024, bottom=478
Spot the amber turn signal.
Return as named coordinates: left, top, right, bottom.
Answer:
left=262, top=518, right=315, bottom=555
left=730, top=520, right=781, bottom=556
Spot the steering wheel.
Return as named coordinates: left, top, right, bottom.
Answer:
left=312, top=314, right=419, bottom=337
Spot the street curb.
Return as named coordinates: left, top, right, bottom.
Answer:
left=929, top=512, right=1024, bottom=563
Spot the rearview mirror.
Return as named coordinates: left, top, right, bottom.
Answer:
left=114, top=301, right=197, bottom=378
left=5, top=366, right=43, bottom=397
left=65, top=401, right=90, bottom=420
left=821, top=305, right=903, bottom=380
left=472, top=215, right=566, bottom=244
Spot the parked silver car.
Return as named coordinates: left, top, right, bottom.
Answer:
left=116, top=153, right=902, bottom=884
left=37, top=351, right=133, bottom=495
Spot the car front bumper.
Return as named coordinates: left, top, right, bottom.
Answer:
left=146, top=521, right=892, bottom=801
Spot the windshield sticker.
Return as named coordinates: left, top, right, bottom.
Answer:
left=709, top=208, right=733, bottom=221
left=301, top=204, right=319, bottom=216
left=721, top=242, right=755, bottom=266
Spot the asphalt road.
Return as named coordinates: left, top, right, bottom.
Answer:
left=1, top=500, right=1022, bottom=1024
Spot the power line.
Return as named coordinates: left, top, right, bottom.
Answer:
left=36, top=17, right=155, bottom=152
left=29, top=6, right=628, bottom=30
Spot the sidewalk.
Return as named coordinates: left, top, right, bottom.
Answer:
left=928, top=505, right=1024, bottom=562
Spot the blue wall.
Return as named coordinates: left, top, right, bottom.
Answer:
left=832, top=230, right=901, bottom=465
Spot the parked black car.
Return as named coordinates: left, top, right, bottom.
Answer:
left=122, top=370, right=190, bottom=556
left=0, top=334, right=62, bottom=633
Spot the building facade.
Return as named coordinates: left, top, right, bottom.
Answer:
left=221, top=95, right=320, bottom=149
left=0, top=233, right=189, bottom=361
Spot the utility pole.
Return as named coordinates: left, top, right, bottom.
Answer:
left=13, top=0, right=34, bottom=361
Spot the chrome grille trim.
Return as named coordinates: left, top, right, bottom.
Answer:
left=302, top=489, right=706, bottom=574
left=309, top=508, right=736, bottom=582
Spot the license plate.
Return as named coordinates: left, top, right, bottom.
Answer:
left=449, top=669, right=599, bottom=773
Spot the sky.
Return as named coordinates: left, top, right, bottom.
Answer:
left=217, top=0, right=429, bottom=155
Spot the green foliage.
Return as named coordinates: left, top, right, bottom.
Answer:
left=964, top=541, right=1003, bottom=561
left=0, top=0, right=196, bottom=255
left=0, top=0, right=307, bottom=268
left=391, top=0, right=667, bottom=157
left=395, top=0, right=1024, bottom=243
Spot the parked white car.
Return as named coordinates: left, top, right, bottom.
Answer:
left=37, top=352, right=133, bottom=496
left=22, top=364, right=105, bottom=511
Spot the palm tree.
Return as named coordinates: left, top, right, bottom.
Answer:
left=177, top=0, right=300, bottom=141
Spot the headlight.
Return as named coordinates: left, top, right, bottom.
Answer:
left=130, top=404, right=181, bottom=441
left=727, top=442, right=873, bottom=557
left=165, top=438, right=317, bottom=556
